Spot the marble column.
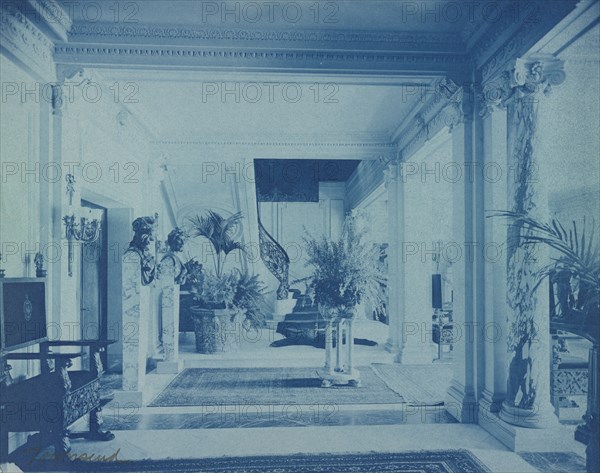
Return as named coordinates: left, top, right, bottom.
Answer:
left=156, top=257, right=182, bottom=374
left=384, top=160, right=404, bottom=358
left=478, top=103, right=511, bottom=429
left=477, top=56, right=567, bottom=450
left=445, top=84, right=479, bottom=423
left=497, top=57, right=565, bottom=431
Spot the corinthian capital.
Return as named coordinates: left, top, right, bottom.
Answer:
left=480, top=54, right=566, bottom=117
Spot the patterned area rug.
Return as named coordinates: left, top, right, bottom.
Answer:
left=17, top=450, right=492, bottom=472
left=372, top=363, right=453, bottom=405
left=518, top=452, right=586, bottom=473
left=149, top=367, right=404, bottom=407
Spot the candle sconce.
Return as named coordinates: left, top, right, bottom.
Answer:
left=63, top=209, right=102, bottom=277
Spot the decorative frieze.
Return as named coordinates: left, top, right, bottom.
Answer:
left=0, top=1, right=55, bottom=80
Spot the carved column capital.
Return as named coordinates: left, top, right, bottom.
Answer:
left=381, top=156, right=401, bottom=189
left=479, top=55, right=566, bottom=118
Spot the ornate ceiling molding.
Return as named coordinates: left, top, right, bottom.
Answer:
left=68, top=22, right=464, bottom=51
left=475, top=0, right=577, bottom=83
left=151, top=139, right=395, bottom=149
left=150, top=137, right=395, bottom=163
left=54, top=42, right=469, bottom=74
left=0, top=2, right=56, bottom=80
left=393, top=77, right=467, bottom=161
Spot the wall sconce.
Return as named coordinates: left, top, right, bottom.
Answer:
left=63, top=208, right=102, bottom=277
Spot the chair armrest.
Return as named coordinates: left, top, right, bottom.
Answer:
left=42, top=339, right=117, bottom=348
left=3, top=352, right=84, bottom=361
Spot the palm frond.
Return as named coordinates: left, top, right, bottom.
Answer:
left=490, top=210, right=600, bottom=303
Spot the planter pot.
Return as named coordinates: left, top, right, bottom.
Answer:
left=190, top=306, right=243, bottom=353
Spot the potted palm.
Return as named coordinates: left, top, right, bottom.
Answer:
left=186, top=211, right=245, bottom=353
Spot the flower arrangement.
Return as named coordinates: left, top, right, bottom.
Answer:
left=303, top=212, right=386, bottom=318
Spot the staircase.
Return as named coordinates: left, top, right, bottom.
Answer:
left=276, top=290, right=330, bottom=346
left=257, top=210, right=289, bottom=300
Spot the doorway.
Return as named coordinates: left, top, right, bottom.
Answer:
left=80, top=199, right=108, bottom=366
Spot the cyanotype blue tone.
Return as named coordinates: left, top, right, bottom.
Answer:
left=0, top=1, right=599, bottom=472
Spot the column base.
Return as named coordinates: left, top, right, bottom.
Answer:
left=112, top=389, right=145, bottom=408
left=480, top=409, right=570, bottom=452
left=499, top=401, right=559, bottom=429
left=445, top=380, right=478, bottom=423
left=156, top=360, right=183, bottom=374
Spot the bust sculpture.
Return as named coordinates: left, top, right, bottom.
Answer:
left=126, top=214, right=158, bottom=286
left=159, top=227, right=188, bottom=285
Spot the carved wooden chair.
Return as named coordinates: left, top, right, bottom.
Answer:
left=0, top=278, right=115, bottom=461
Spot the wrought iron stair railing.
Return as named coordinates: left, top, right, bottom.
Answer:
left=257, top=213, right=290, bottom=300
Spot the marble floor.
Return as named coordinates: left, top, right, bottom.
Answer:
left=46, top=330, right=587, bottom=473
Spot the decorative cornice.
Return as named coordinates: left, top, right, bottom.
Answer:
left=480, top=55, right=566, bottom=117
left=68, top=23, right=464, bottom=50
left=151, top=139, right=396, bottom=149
left=0, top=2, right=56, bottom=80
left=394, top=77, right=464, bottom=157
left=54, top=43, right=469, bottom=72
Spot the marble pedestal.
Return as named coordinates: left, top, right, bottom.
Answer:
left=115, top=251, right=149, bottom=408
left=156, top=258, right=182, bottom=374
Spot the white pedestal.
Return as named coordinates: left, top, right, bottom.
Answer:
left=119, top=251, right=148, bottom=407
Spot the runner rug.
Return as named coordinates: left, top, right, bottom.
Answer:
left=149, top=366, right=404, bottom=407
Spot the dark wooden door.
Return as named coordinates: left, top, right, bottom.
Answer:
left=80, top=200, right=108, bottom=365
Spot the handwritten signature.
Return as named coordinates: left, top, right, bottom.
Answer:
left=24, top=447, right=131, bottom=464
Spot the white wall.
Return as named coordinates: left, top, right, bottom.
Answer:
left=539, top=27, right=600, bottom=229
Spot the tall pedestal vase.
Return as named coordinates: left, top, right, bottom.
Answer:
left=318, top=306, right=360, bottom=387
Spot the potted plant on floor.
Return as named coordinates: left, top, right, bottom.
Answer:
left=493, top=211, right=599, bottom=473
left=304, top=212, right=386, bottom=385
left=186, top=211, right=246, bottom=353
